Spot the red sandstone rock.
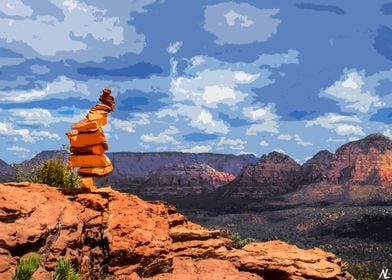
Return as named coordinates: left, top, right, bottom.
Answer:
left=220, top=151, right=302, bottom=199
left=326, top=134, right=392, bottom=187
left=0, top=182, right=353, bottom=280
left=66, top=129, right=106, bottom=148
left=139, top=163, right=235, bottom=197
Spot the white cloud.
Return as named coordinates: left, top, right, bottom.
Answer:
left=141, top=126, right=179, bottom=144
left=322, top=71, right=384, bottom=113
left=277, top=134, right=292, bottom=141
left=0, top=0, right=33, bottom=17
left=0, top=1, right=125, bottom=57
left=273, top=149, right=286, bottom=154
left=157, top=105, right=229, bottom=134
left=259, top=140, right=269, bottom=147
left=243, top=104, right=279, bottom=135
left=167, top=41, right=183, bottom=54
left=171, top=69, right=254, bottom=108
left=0, top=76, right=89, bottom=103
left=181, top=145, right=212, bottom=153
left=294, top=134, right=313, bottom=147
left=204, top=2, right=280, bottom=45
left=0, top=121, right=33, bottom=142
left=306, top=113, right=365, bottom=136
left=0, top=121, right=60, bottom=143
left=6, top=145, right=30, bottom=153
left=218, top=137, right=246, bottom=150
left=111, top=114, right=150, bottom=133
left=224, top=10, right=254, bottom=27
left=30, top=131, right=60, bottom=141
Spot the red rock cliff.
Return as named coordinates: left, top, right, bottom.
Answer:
left=0, top=182, right=353, bottom=280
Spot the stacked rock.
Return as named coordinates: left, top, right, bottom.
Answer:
left=66, top=88, right=115, bottom=178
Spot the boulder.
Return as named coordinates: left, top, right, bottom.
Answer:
left=69, top=154, right=111, bottom=168
left=71, top=119, right=99, bottom=133
left=70, top=143, right=109, bottom=155
left=78, top=164, right=113, bottom=177
left=66, top=129, right=106, bottom=148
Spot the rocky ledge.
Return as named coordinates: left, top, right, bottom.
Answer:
left=0, top=183, right=353, bottom=280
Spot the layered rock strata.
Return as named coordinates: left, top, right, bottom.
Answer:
left=66, top=88, right=114, bottom=177
left=0, top=182, right=353, bottom=280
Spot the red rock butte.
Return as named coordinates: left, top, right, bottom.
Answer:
left=66, top=88, right=115, bottom=180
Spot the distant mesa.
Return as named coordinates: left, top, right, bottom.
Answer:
left=139, top=163, right=236, bottom=198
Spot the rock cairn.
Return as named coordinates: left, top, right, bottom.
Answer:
left=66, top=88, right=115, bottom=186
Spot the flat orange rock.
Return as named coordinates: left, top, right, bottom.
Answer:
left=78, top=164, right=113, bottom=177
left=87, top=110, right=108, bottom=127
left=91, top=103, right=112, bottom=112
left=70, top=143, right=108, bottom=155
left=69, top=154, right=111, bottom=168
left=71, top=119, right=99, bottom=133
left=66, top=129, right=106, bottom=148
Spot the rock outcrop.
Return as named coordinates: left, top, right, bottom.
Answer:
left=0, top=182, right=353, bottom=280
left=219, top=152, right=302, bottom=199
left=138, top=163, right=235, bottom=198
left=67, top=88, right=115, bottom=177
left=301, top=151, right=333, bottom=184
left=319, top=134, right=392, bottom=187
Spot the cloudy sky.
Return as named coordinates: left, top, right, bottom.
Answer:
left=0, top=0, right=391, bottom=163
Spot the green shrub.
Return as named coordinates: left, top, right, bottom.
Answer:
left=220, top=229, right=258, bottom=249
left=12, top=252, right=41, bottom=280
left=34, top=157, right=80, bottom=190
left=348, top=263, right=378, bottom=280
left=54, top=258, right=80, bottom=280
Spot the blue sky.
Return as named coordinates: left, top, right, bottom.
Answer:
left=0, top=0, right=391, bottom=163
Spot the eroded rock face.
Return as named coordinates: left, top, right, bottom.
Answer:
left=326, top=134, right=392, bottom=187
left=220, top=152, right=302, bottom=199
left=139, top=164, right=235, bottom=198
left=0, top=182, right=352, bottom=280
left=301, top=150, right=333, bottom=184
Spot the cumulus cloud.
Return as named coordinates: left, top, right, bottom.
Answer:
left=243, top=105, right=280, bottom=135
left=0, top=76, right=89, bottom=103
left=171, top=69, right=257, bottom=108
left=259, top=140, right=269, bottom=147
left=217, top=137, right=247, bottom=150
left=6, top=145, right=30, bottom=153
left=0, top=0, right=33, bottom=17
left=30, top=64, right=50, bottom=75
left=204, top=2, right=280, bottom=45
left=0, top=121, right=60, bottom=143
left=141, top=126, right=179, bottom=144
left=277, top=133, right=312, bottom=146
left=157, top=105, right=229, bottom=134
left=8, top=108, right=85, bottom=126
left=181, top=145, right=212, bottom=153
left=306, top=113, right=365, bottom=136
left=111, top=114, right=150, bottom=133
left=322, top=70, right=384, bottom=113
left=167, top=41, right=183, bottom=54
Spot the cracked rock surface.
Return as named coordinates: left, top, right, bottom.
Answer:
left=0, top=183, right=353, bottom=280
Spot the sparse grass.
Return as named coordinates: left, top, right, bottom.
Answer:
left=12, top=252, right=41, bottom=280
left=55, top=258, right=80, bottom=280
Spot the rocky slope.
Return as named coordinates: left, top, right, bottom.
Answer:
left=138, top=163, right=235, bottom=198
left=325, top=134, right=392, bottom=187
left=218, top=151, right=302, bottom=200
left=0, top=182, right=353, bottom=280
left=0, top=159, right=15, bottom=182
